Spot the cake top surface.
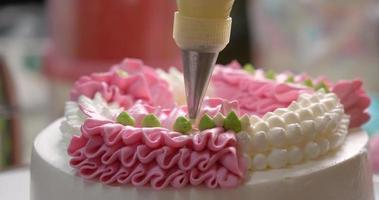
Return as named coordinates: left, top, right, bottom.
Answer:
left=60, top=58, right=370, bottom=189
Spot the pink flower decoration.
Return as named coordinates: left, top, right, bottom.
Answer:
left=70, top=58, right=175, bottom=109
left=332, top=79, right=371, bottom=128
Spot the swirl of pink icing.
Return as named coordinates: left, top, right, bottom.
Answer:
left=332, top=79, right=370, bottom=128
left=70, top=58, right=175, bottom=109
left=68, top=118, right=247, bottom=189
left=211, top=62, right=311, bottom=116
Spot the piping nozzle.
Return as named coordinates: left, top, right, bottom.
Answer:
left=182, top=50, right=218, bottom=119
left=173, top=0, right=235, bottom=119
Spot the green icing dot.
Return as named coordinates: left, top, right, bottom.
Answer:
left=243, top=63, right=255, bottom=74
left=286, top=75, right=295, bottom=83
left=315, top=81, right=330, bottom=93
left=265, top=70, right=276, bottom=80
left=223, top=111, right=242, bottom=133
left=304, top=79, right=314, bottom=87
left=173, top=116, right=192, bottom=134
left=116, top=112, right=135, bottom=126
left=199, top=114, right=216, bottom=130
left=142, top=114, right=161, bottom=127
left=116, top=69, right=128, bottom=77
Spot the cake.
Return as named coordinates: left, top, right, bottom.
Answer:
left=30, top=59, right=374, bottom=200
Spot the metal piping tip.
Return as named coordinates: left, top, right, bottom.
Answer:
left=182, top=50, right=219, bottom=119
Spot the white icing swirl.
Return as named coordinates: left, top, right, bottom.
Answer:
left=60, top=93, right=122, bottom=146
left=238, top=91, right=350, bottom=171
left=157, top=68, right=186, bottom=105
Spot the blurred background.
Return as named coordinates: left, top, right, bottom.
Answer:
left=0, top=0, right=378, bottom=170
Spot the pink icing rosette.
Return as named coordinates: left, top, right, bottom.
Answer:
left=68, top=98, right=247, bottom=189
left=332, top=79, right=371, bottom=128
left=70, top=58, right=175, bottom=109
left=211, top=62, right=311, bottom=116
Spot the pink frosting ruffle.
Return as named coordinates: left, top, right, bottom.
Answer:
left=211, top=62, right=371, bottom=127
left=68, top=119, right=247, bottom=189
left=332, top=79, right=371, bottom=128
left=211, top=63, right=311, bottom=116
left=70, top=58, right=175, bottom=109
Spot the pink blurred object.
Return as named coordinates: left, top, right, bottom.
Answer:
left=332, top=79, right=371, bottom=128
left=370, top=135, right=379, bottom=173
left=44, top=0, right=181, bottom=81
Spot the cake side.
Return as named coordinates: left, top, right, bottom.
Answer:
left=30, top=119, right=374, bottom=200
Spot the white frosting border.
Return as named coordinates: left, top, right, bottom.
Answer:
left=236, top=91, right=350, bottom=170
left=60, top=93, right=122, bottom=147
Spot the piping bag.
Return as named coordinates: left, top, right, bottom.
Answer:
left=173, top=0, right=235, bottom=119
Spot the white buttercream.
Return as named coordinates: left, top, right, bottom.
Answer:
left=301, top=120, right=316, bottom=141
left=268, top=127, right=287, bottom=148
left=240, top=115, right=253, bottom=132
left=318, top=139, right=330, bottom=155
left=282, top=111, right=300, bottom=124
left=239, top=91, right=350, bottom=171
left=286, top=123, right=304, bottom=144
left=249, top=115, right=262, bottom=126
left=237, top=132, right=253, bottom=154
left=288, top=146, right=303, bottom=164
left=253, top=121, right=270, bottom=133
left=252, top=153, right=268, bottom=170
left=157, top=68, right=186, bottom=105
left=268, top=149, right=288, bottom=169
left=263, top=112, right=275, bottom=120
left=273, top=108, right=288, bottom=116
left=267, top=116, right=286, bottom=129
left=288, top=102, right=301, bottom=111
left=305, top=142, right=320, bottom=160
left=60, top=93, right=122, bottom=146
left=252, top=131, right=269, bottom=153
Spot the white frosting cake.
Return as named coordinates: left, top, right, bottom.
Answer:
left=30, top=59, right=374, bottom=199
left=30, top=119, right=374, bottom=200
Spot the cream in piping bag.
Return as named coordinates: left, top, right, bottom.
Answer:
left=173, top=0, right=235, bottom=119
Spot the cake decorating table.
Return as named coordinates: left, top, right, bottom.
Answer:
left=1, top=168, right=379, bottom=200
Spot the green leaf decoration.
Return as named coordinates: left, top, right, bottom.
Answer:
left=141, top=114, right=161, bottom=127
left=304, top=79, right=314, bottom=88
left=173, top=116, right=192, bottom=134
left=223, top=111, right=242, bottom=133
left=315, top=81, right=330, bottom=93
left=265, top=70, right=276, bottom=80
left=199, top=114, right=216, bottom=130
left=116, top=69, right=128, bottom=77
left=116, top=112, right=135, bottom=126
left=285, top=75, right=295, bottom=83
left=243, top=63, right=255, bottom=74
